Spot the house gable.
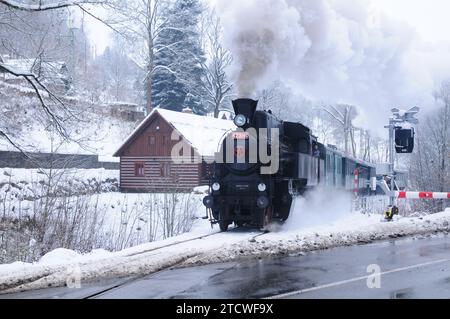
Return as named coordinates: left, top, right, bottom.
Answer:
left=115, top=111, right=196, bottom=158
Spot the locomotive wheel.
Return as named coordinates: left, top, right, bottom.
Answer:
left=218, top=209, right=230, bottom=232
left=235, top=221, right=245, bottom=228
left=279, top=195, right=293, bottom=221
left=264, top=206, right=273, bottom=227
left=219, top=219, right=229, bottom=232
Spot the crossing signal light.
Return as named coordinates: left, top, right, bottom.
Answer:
left=395, top=128, right=415, bottom=153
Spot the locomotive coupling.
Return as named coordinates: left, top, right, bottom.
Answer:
left=256, top=196, right=270, bottom=209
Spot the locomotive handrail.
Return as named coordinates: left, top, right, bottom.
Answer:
left=215, top=128, right=235, bottom=155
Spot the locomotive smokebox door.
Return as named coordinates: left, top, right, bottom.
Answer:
left=232, top=99, right=258, bottom=127
left=395, top=128, right=415, bottom=153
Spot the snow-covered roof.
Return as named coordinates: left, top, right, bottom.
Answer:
left=114, top=108, right=236, bottom=157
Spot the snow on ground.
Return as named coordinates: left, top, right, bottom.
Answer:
left=0, top=80, right=136, bottom=158
left=185, top=209, right=450, bottom=266
left=1, top=189, right=206, bottom=255
left=0, top=195, right=449, bottom=294
left=0, top=168, right=119, bottom=205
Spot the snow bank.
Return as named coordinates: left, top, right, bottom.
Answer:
left=1, top=208, right=449, bottom=294
left=185, top=210, right=450, bottom=266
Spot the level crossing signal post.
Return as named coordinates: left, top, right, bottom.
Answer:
left=384, top=107, right=420, bottom=221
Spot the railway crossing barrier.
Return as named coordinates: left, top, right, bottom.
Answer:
left=395, top=192, right=450, bottom=199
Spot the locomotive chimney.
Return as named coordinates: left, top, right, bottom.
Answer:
left=232, top=99, right=258, bottom=128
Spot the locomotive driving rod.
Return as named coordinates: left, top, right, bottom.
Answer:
left=395, top=191, right=450, bottom=199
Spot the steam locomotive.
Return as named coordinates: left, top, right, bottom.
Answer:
left=203, top=99, right=377, bottom=231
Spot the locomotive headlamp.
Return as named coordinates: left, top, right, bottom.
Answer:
left=234, top=114, right=247, bottom=128
left=203, top=196, right=214, bottom=208
left=256, top=196, right=269, bottom=209
left=258, top=183, right=267, bottom=192
left=212, top=182, right=221, bottom=191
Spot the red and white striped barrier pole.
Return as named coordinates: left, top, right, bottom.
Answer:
left=352, top=169, right=359, bottom=212
left=395, top=191, right=450, bottom=199
left=353, top=169, right=359, bottom=197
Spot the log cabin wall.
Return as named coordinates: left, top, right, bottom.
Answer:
left=119, top=156, right=201, bottom=192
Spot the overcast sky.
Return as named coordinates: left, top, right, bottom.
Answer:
left=86, top=0, right=450, bottom=54
left=374, top=0, right=450, bottom=43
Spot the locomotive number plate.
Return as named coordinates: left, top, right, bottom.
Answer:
left=232, top=132, right=249, bottom=140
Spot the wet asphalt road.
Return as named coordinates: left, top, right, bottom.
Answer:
left=1, top=234, right=450, bottom=299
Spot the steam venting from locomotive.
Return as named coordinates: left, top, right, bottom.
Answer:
left=216, top=0, right=449, bottom=129
left=284, top=188, right=353, bottom=231
left=232, top=30, right=278, bottom=97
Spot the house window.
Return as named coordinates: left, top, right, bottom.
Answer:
left=134, top=162, right=145, bottom=177
left=160, top=163, right=171, bottom=177
left=149, top=135, right=156, bottom=146
left=162, top=135, right=168, bottom=146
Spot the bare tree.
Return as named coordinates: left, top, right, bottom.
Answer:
left=433, top=81, right=450, bottom=199
left=0, top=0, right=108, bottom=150
left=409, top=80, right=450, bottom=212
left=200, top=10, right=232, bottom=118
left=108, top=0, right=176, bottom=114
left=0, top=62, right=69, bottom=138
left=0, top=0, right=105, bottom=11
left=323, top=104, right=358, bottom=157
left=360, top=129, right=371, bottom=162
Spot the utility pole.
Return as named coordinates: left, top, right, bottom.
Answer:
left=387, top=115, right=396, bottom=208
left=384, top=107, right=420, bottom=220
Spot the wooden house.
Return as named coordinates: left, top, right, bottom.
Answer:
left=113, top=108, right=235, bottom=192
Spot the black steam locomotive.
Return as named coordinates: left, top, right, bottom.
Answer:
left=203, top=99, right=376, bottom=231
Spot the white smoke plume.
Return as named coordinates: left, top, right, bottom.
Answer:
left=216, top=0, right=450, bottom=130
left=283, top=188, right=353, bottom=231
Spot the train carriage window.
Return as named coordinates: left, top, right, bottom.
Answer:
left=298, top=139, right=309, bottom=153
left=312, top=143, right=320, bottom=158
left=325, top=152, right=334, bottom=187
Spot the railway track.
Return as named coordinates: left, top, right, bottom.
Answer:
left=123, top=231, right=223, bottom=257
left=1, top=228, right=268, bottom=297
left=83, top=228, right=268, bottom=299
left=124, top=226, right=269, bottom=257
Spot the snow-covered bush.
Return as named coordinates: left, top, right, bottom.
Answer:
left=0, top=167, right=203, bottom=263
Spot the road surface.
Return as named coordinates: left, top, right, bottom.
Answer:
left=1, top=234, right=449, bottom=299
